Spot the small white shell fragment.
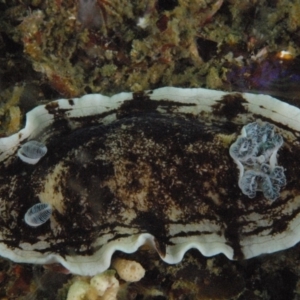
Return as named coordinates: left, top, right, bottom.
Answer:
left=112, top=258, right=145, bottom=282
left=90, top=270, right=119, bottom=298
left=66, top=271, right=119, bottom=300
left=17, top=140, right=47, bottom=164
left=24, top=203, right=52, bottom=227
left=66, top=281, right=91, bottom=300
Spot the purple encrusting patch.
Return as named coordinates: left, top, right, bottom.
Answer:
left=227, top=57, right=300, bottom=93
left=77, top=0, right=102, bottom=28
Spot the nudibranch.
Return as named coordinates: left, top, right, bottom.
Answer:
left=0, top=87, right=300, bottom=276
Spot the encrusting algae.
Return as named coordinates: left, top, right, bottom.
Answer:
left=1, top=0, right=300, bottom=100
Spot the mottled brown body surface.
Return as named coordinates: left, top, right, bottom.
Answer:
left=1, top=88, right=300, bottom=277
left=0, top=104, right=238, bottom=255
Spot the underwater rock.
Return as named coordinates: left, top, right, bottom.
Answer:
left=0, top=87, right=300, bottom=276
